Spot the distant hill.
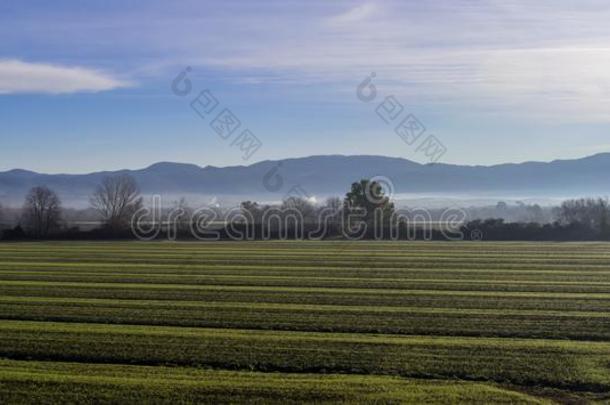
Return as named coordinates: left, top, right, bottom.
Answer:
left=1, top=154, right=609, bottom=206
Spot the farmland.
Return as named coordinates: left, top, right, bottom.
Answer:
left=0, top=242, right=609, bottom=403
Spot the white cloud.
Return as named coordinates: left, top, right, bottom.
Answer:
left=327, top=3, right=378, bottom=25
left=0, top=59, right=131, bottom=94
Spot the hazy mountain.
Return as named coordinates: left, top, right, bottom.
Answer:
left=1, top=154, right=609, bottom=207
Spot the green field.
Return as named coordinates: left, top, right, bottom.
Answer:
left=0, top=242, right=609, bottom=403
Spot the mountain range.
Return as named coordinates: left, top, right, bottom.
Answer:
left=1, top=154, right=609, bottom=207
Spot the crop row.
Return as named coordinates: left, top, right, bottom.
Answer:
left=0, top=358, right=548, bottom=404
left=0, top=296, right=608, bottom=340
left=0, top=242, right=608, bottom=265
left=4, top=262, right=610, bottom=281
left=2, top=272, right=610, bottom=294
left=1, top=240, right=608, bottom=253
left=1, top=254, right=608, bottom=269
left=0, top=320, right=609, bottom=392
left=3, top=280, right=610, bottom=312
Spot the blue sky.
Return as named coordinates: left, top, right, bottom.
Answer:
left=1, top=0, right=610, bottom=173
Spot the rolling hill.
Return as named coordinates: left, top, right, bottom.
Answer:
left=1, top=154, right=609, bottom=206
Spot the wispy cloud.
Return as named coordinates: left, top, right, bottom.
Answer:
left=0, top=59, right=131, bottom=94
left=326, top=3, right=378, bottom=25
left=3, top=1, right=610, bottom=121
left=186, top=1, right=610, bottom=122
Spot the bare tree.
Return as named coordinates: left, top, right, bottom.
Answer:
left=172, top=197, right=194, bottom=233
left=323, top=196, right=343, bottom=231
left=241, top=201, right=268, bottom=225
left=559, top=198, right=610, bottom=236
left=282, top=197, right=316, bottom=223
left=22, top=186, right=62, bottom=237
left=324, top=197, right=342, bottom=212
left=90, top=174, right=143, bottom=231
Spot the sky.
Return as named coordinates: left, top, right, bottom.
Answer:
left=1, top=0, right=610, bottom=173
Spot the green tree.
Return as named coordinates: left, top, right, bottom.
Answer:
left=343, top=179, right=394, bottom=236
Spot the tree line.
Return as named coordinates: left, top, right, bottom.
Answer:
left=0, top=177, right=609, bottom=241
left=1, top=174, right=142, bottom=239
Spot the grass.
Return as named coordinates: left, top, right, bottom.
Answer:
left=0, top=359, right=550, bottom=404
left=2, top=320, right=610, bottom=391
left=1, top=296, right=610, bottom=340
left=0, top=241, right=609, bottom=403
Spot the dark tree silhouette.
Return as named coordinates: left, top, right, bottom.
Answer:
left=559, top=198, right=609, bottom=236
left=22, top=186, right=62, bottom=237
left=90, top=174, right=142, bottom=231
left=344, top=179, right=394, bottom=236
left=281, top=197, right=316, bottom=224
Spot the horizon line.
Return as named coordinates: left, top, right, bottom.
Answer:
left=2, top=151, right=609, bottom=176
